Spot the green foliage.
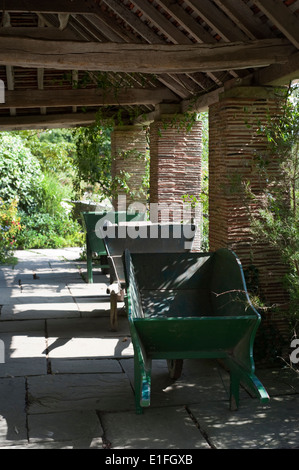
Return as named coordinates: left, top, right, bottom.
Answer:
left=0, top=130, right=83, bottom=252
left=0, top=132, right=43, bottom=212
left=251, top=85, right=299, bottom=319
left=73, top=124, right=112, bottom=200
left=181, top=112, right=209, bottom=250
left=73, top=123, right=150, bottom=203
left=39, top=172, right=74, bottom=216
left=0, top=198, right=22, bottom=263
left=11, top=129, right=76, bottom=176
left=17, top=211, right=83, bottom=249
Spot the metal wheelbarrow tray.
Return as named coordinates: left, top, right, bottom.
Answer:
left=123, top=248, right=270, bottom=414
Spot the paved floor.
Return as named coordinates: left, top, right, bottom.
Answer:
left=0, top=247, right=298, bottom=450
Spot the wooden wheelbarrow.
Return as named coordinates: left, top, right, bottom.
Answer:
left=81, top=211, right=145, bottom=283
left=102, top=222, right=197, bottom=330
left=123, top=248, right=270, bottom=414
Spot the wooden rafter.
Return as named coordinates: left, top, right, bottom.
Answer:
left=0, top=112, right=99, bottom=130
left=153, top=0, right=217, bottom=44
left=212, top=0, right=274, bottom=40
left=0, top=87, right=179, bottom=109
left=254, top=0, right=299, bottom=49
left=127, top=0, right=191, bottom=45
left=183, top=0, right=249, bottom=42
left=0, top=37, right=294, bottom=73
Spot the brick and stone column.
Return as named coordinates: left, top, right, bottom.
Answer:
left=209, top=86, right=289, bottom=352
left=110, top=125, right=148, bottom=210
left=149, top=115, right=202, bottom=250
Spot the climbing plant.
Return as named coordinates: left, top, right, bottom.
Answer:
left=249, top=84, right=299, bottom=320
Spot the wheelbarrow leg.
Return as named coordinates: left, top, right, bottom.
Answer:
left=226, top=357, right=270, bottom=410
left=134, top=354, right=151, bottom=414
left=110, top=292, right=118, bottom=331
left=86, top=237, right=93, bottom=284
left=167, top=359, right=183, bottom=380
left=229, top=371, right=240, bottom=411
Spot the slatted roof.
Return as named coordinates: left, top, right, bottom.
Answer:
left=0, top=0, right=299, bottom=129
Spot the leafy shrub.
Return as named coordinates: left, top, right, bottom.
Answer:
left=0, top=133, right=43, bottom=212
left=0, top=198, right=22, bottom=263
left=17, top=211, right=84, bottom=249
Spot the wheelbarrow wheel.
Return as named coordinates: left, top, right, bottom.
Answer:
left=167, top=359, right=183, bottom=380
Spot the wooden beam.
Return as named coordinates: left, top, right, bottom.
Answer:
left=0, top=112, right=98, bottom=130
left=100, top=0, right=166, bottom=45
left=126, top=0, right=191, bottom=45
left=0, top=27, right=82, bottom=40
left=6, top=65, right=16, bottom=116
left=181, top=87, right=224, bottom=113
left=0, top=0, right=98, bottom=14
left=154, top=0, right=217, bottom=43
left=254, top=0, right=299, bottom=49
left=0, top=87, right=179, bottom=108
left=0, top=37, right=295, bottom=73
left=254, top=50, right=299, bottom=86
left=212, top=0, right=274, bottom=40
left=183, top=0, right=249, bottom=42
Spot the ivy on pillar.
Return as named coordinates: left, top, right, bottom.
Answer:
left=110, top=125, right=148, bottom=210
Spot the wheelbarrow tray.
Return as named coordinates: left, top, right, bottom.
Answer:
left=103, top=222, right=197, bottom=329
left=81, top=211, right=145, bottom=283
left=124, top=249, right=269, bottom=414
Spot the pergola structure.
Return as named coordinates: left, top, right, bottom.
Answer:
left=1, top=0, right=299, bottom=346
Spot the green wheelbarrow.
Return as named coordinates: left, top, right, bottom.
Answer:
left=123, top=248, right=270, bottom=414
left=81, top=210, right=145, bottom=283
left=103, top=222, right=197, bottom=330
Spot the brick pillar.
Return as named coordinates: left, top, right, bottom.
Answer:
left=110, top=125, right=148, bottom=210
left=149, top=116, right=202, bottom=250
left=209, top=86, right=289, bottom=354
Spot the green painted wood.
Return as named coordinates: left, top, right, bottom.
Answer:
left=81, top=211, right=145, bottom=283
left=124, top=248, right=270, bottom=414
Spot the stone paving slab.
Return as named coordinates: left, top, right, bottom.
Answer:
left=46, top=316, right=130, bottom=337
left=188, top=395, right=299, bottom=449
left=50, top=358, right=122, bottom=375
left=0, top=319, right=47, bottom=377
left=0, top=333, right=47, bottom=377
left=1, top=248, right=299, bottom=450
left=47, top=336, right=133, bottom=359
left=1, top=301, right=80, bottom=320
left=75, top=297, right=112, bottom=316
left=27, top=410, right=104, bottom=449
left=100, top=406, right=211, bottom=449
left=46, top=317, right=133, bottom=359
left=0, top=287, right=72, bottom=305
left=27, top=373, right=136, bottom=414
left=67, top=283, right=110, bottom=297
left=0, top=377, right=28, bottom=446
left=120, top=358, right=240, bottom=409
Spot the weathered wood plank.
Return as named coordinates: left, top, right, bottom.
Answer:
left=154, top=0, right=217, bottom=44
left=0, top=112, right=98, bottom=130
left=2, top=0, right=98, bottom=14
left=0, top=37, right=294, bottom=73
left=0, top=87, right=179, bottom=108
left=254, top=0, right=299, bottom=49
left=254, top=50, right=299, bottom=86
left=127, top=0, right=192, bottom=45
left=213, top=0, right=274, bottom=40
left=183, top=0, right=249, bottom=42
